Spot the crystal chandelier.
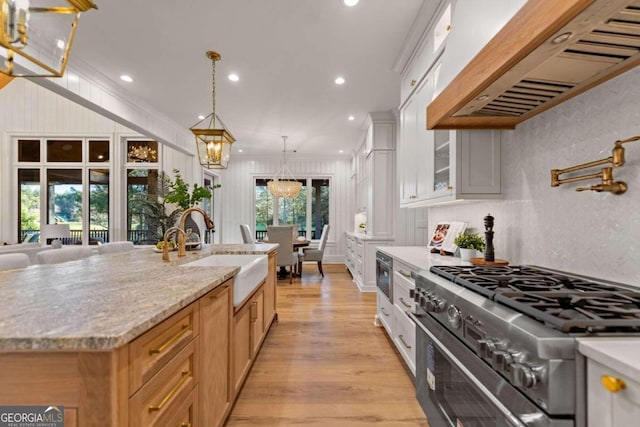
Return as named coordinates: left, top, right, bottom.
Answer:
left=0, top=0, right=97, bottom=77
left=190, top=51, right=235, bottom=169
left=268, top=136, right=301, bottom=198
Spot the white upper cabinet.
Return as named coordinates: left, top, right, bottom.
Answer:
left=398, top=2, right=502, bottom=208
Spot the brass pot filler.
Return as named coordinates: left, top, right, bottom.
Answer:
left=551, top=136, right=639, bottom=195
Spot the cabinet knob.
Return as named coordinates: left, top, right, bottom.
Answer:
left=447, top=185, right=453, bottom=191
left=601, top=375, right=626, bottom=393
left=410, top=79, right=417, bottom=87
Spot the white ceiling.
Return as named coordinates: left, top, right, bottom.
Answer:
left=69, top=0, right=424, bottom=156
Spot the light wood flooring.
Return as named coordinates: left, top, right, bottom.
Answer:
left=225, top=264, right=429, bottom=426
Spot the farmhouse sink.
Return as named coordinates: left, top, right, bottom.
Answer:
left=182, top=254, right=268, bottom=307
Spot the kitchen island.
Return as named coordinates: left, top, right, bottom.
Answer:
left=0, top=243, right=278, bottom=427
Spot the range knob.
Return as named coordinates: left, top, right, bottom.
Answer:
left=447, top=305, right=462, bottom=329
left=510, top=363, right=539, bottom=389
left=430, top=297, right=447, bottom=313
left=491, top=350, right=518, bottom=372
left=477, top=339, right=503, bottom=359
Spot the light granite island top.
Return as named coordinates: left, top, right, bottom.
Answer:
left=0, top=243, right=278, bottom=351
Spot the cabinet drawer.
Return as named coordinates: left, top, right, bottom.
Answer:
left=130, top=340, right=198, bottom=427
left=393, top=304, right=416, bottom=375
left=130, top=303, right=199, bottom=395
left=163, top=384, right=198, bottom=427
left=393, top=270, right=415, bottom=311
left=377, top=291, right=393, bottom=335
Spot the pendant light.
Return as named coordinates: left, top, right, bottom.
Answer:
left=268, top=136, right=301, bottom=198
left=190, top=51, right=235, bottom=169
left=0, top=0, right=97, bottom=77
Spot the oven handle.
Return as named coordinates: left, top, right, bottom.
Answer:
left=409, top=312, right=527, bottom=427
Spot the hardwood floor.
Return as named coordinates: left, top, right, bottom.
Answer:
left=226, top=264, right=429, bottom=426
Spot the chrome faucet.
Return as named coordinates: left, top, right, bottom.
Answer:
left=162, top=226, right=186, bottom=262
left=177, top=207, right=215, bottom=257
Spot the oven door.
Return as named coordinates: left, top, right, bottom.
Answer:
left=409, top=312, right=571, bottom=427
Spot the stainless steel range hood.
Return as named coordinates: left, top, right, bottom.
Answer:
left=427, top=0, right=640, bottom=129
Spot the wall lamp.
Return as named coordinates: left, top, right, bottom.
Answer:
left=551, top=136, right=639, bottom=195
left=0, top=0, right=97, bottom=78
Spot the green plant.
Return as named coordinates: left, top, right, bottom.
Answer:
left=163, top=169, right=214, bottom=210
left=454, top=232, right=485, bottom=251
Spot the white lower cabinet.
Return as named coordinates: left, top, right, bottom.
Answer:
left=587, top=359, right=640, bottom=427
left=377, top=290, right=394, bottom=334
left=392, top=304, right=416, bottom=376
left=345, top=232, right=391, bottom=292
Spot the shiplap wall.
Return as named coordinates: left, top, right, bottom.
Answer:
left=0, top=79, right=194, bottom=243
left=219, top=156, right=354, bottom=263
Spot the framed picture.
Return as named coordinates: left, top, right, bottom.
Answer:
left=440, top=221, right=468, bottom=254
left=427, top=222, right=451, bottom=251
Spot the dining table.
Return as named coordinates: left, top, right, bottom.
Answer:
left=259, top=238, right=310, bottom=278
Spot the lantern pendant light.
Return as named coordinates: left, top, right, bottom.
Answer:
left=268, top=136, right=302, bottom=198
left=0, top=0, right=98, bottom=77
left=190, top=50, right=235, bottom=169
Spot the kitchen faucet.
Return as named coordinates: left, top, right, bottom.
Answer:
left=161, top=208, right=215, bottom=261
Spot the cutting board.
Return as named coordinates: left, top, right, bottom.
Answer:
left=470, top=257, right=509, bottom=266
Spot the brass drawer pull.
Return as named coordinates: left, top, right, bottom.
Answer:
left=149, top=324, right=191, bottom=355
left=181, top=423, right=192, bottom=427
left=250, top=301, right=258, bottom=322
left=398, top=334, right=412, bottom=350
left=210, top=284, right=229, bottom=299
left=410, top=79, right=417, bottom=87
left=380, top=307, right=390, bottom=317
left=602, top=375, right=626, bottom=393
left=148, top=370, right=191, bottom=412
left=399, top=297, right=412, bottom=308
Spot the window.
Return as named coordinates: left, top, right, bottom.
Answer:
left=255, top=177, right=330, bottom=241
left=126, top=169, right=161, bottom=245
left=16, top=138, right=111, bottom=244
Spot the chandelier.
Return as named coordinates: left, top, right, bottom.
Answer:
left=0, top=0, right=97, bottom=77
left=191, top=51, right=235, bottom=169
left=268, top=136, right=301, bottom=198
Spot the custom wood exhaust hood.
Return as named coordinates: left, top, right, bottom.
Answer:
left=427, top=0, right=640, bottom=129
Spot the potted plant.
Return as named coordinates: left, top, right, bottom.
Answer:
left=454, top=232, right=485, bottom=261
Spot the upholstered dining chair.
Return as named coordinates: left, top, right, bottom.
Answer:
left=0, top=253, right=30, bottom=271
left=240, top=224, right=254, bottom=244
left=299, top=224, right=330, bottom=277
left=36, top=246, right=94, bottom=265
left=267, top=225, right=297, bottom=283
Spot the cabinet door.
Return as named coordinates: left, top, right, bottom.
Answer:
left=376, top=290, right=394, bottom=334
left=588, top=359, right=640, bottom=427
left=399, top=96, right=417, bottom=204
left=414, top=73, right=434, bottom=201
left=200, top=283, right=231, bottom=427
left=459, top=129, right=501, bottom=195
left=251, top=287, right=265, bottom=355
left=233, top=301, right=252, bottom=394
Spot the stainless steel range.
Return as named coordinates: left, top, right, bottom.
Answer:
left=408, top=265, right=640, bottom=427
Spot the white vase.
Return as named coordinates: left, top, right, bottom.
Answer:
left=459, top=248, right=477, bottom=261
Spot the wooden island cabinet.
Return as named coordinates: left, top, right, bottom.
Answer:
left=0, top=246, right=278, bottom=427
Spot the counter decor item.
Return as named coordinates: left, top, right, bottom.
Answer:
left=427, top=222, right=450, bottom=253
left=440, top=222, right=467, bottom=255
left=453, top=232, right=484, bottom=261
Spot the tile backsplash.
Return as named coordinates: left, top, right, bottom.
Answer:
left=427, top=67, right=640, bottom=286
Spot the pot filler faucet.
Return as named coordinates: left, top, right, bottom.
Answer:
left=551, top=135, right=639, bottom=195
left=162, top=207, right=215, bottom=262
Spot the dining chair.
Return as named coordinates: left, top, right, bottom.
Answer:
left=299, top=224, right=330, bottom=277
left=36, top=246, right=94, bottom=265
left=97, top=241, right=135, bottom=254
left=267, top=225, right=297, bottom=283
left=0, top=253, right=30, bottom=271
left=240, top=224, right=254, bottom=244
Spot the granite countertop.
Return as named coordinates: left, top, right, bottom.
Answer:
left=377, top=246, right=469, bottom=271
left=0, top=243, right=278, bottom=351
left=345, top=231, right=395, bottom=241
left=578, top=338, right=640, bottom=381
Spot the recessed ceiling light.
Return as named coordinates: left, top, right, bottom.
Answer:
left=56, top=39, right=65, bottom=49
left=67, top=74, right=78, bottom=82
left=344, top=0, right=359, bottom=6
left=238, top=149, right=243, bottom=153
left=348, top=115, right=355, bottom=121
left=228, top=73, right=239, bottom=82
left=335, top=76, right=345, bottom=85
left=339, top=150, right=344, bottom=153
left=120, top=75, right=133, bottom=83
left=197, top=114, right=205, bottom=120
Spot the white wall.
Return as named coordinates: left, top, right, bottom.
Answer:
left=425, top=67, right=640, bottom=285
left=219, top=156, right=354, bottom=263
